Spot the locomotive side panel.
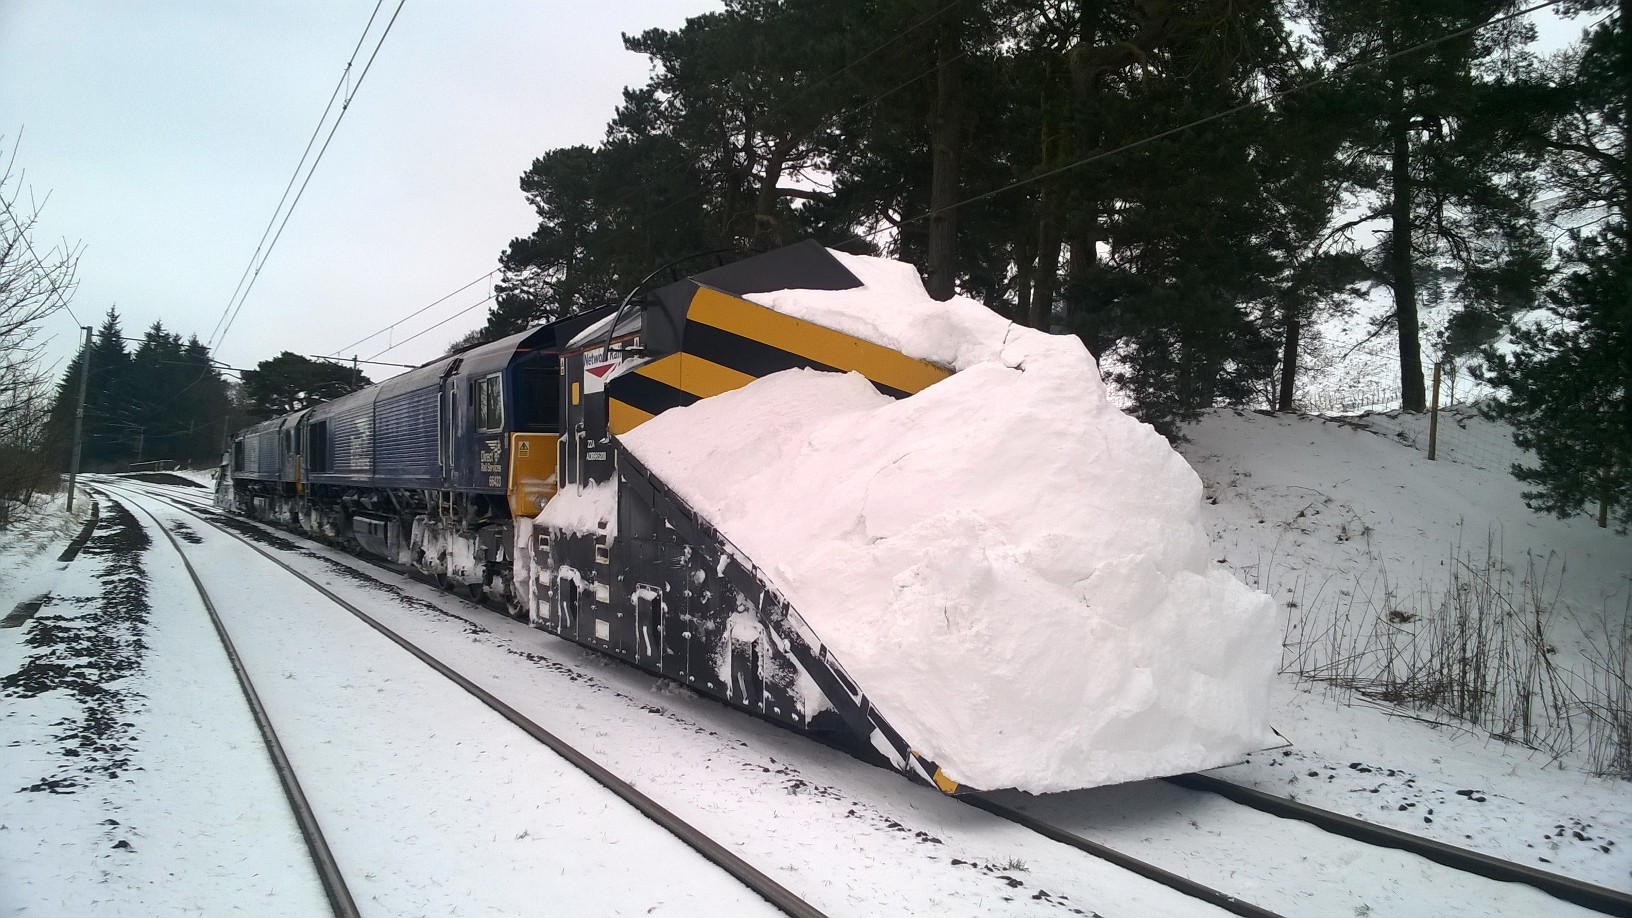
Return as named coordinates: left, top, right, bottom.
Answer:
left=328, top=399, right=374, bottom=478
left=373, top=385, right=441, bottom=485
left=304, top=388, right=379, bottom=484
left=249, top=426, right=281, bottom=479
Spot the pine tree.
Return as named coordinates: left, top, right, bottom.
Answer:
left=1482, top=3, right=1631, bottom=530
left=1484, top=229, right=1631, bottom=529
left=240, top=352, right=371, bottom=419
left=46, top=308, right=134, bottom=468
left=46, top=313, right=237, bottom=468
left=1299, top=0, right=1547, bottom=411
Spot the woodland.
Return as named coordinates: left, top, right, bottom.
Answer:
left=1, top=0, right=1626, bottom=531
left=462, top=0, right=1628, bottom=529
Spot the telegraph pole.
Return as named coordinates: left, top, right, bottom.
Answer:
left=66, top=325, right=92, bottom=511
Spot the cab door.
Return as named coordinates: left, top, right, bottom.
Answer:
left=471, top=372, right=507, bottom=492
left=436, top=359, right=461, bottom=489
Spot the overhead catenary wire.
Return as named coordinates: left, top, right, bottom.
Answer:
left=326, top=268, right=496, bottom=358
left=209, top=0, right=408, bottom=356
left=364, top=292, right=495, bottom=362
left=204, top=0, right=386, bottom=349
left=99, top=334, right=417, bottom=371
left=266, top=0, right=1574, bottom=367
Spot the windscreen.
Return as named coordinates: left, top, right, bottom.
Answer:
left=513, top=363, right=561, bottom=432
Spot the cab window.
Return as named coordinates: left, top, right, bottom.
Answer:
left=475, top=374, right=503, bottom=431
left=514, top=366, right=560, bottom=432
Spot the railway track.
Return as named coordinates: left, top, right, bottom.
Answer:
left=92, top=479, right=818, bottom=918
left=966, top=776, right=1632, bottom=918
left=105, top=476, right=1631, bottom=917
left=87, top=484, right=362, bottom=918
left=1164, top=772, right=1632, bottom=917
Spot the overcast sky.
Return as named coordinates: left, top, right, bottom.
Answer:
left=2, top=0, right=720, bottom=383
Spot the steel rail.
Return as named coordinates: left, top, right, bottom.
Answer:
left=1167, top=772, right=1632, bottom=918
left=89, top=484, right=360, bottom=918
left=959, top=793, right=1285, bottom=918
left=112, top=480, right=831, bottom=918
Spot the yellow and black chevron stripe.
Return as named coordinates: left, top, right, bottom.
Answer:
left=607, top=286, right=952, bottom=435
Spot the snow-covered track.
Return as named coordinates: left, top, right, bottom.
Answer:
left=961, top=793, right=1282, bottom=918
left=1165, top=773, right=1632, bottom=917
left=104, top=479, right=829, bottom=918
left=86, top=483, right=361, bottom=918
left=973, top=772, right=1623, bottom=918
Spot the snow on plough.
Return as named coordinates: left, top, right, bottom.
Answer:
left=222, top=241, right=1279, bottom=794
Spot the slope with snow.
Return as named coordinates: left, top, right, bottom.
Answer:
left=616, top=251, right=1281, bottom=793
left=1179, top=407, right=1631, bottom=888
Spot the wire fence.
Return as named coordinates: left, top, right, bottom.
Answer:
left=1301, top=366, right=1530, bottom=477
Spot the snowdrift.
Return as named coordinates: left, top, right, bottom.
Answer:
left=618, top=251, right=1279, bottom=793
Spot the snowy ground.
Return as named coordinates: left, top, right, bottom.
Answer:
left=0, top=405, right=1627, bottom=916
left=1177, top=408, right=1630, bottom=891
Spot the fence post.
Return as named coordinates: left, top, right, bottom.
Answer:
left=1601, top=470, right=1611, bottom=529
left=1427, top=361, right=1443, bottom=461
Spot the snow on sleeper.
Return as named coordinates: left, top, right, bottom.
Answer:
left=607, top=251, right=1278, bottom=793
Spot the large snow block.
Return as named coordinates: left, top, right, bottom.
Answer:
left=615, top=252, right=1280, bottom=794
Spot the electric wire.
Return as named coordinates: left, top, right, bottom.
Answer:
left=154, top=0, right=1582, bottom=378
left=349, top=2, right=973, bottom=362
left=210, top=0, right=408, bottom=356
left=363, top=292, right=495, bottom=362
left=205, top=0, right=386, bottom=350
left=326, top=268, right=496, bottom=358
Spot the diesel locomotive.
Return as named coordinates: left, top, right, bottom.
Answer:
left=223, top=242, right=972, bottom=791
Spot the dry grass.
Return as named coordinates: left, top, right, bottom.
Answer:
left=1281, top=534, right=1632, bottom=779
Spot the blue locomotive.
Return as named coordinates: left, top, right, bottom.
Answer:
left=225, top=305, right=610, bottom=602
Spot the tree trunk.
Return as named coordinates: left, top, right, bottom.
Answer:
left=1278, top=309, right=1300, bottom=412
left=1621, top=0, right=1631, bottom=531
left=1388, top=37, right=1427, bottom=412
left=1032, top=201, right=1062, bottom=330
left=752, top=137, right=796, bottom=250
left=1064, top=205, right=1110, bottom=354
left=1013, top=232, right=1035, bottom=324
left=1031, top=67, right=1064, bottom=330
left=925, top=8, right=964, bottom=301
